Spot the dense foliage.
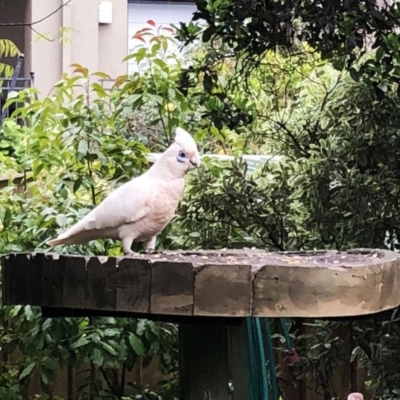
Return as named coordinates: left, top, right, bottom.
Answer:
left=176, top=2, right=400, bottom=398
left=177, top=0, right=400, bottom=100
left=0, top=39, right=19, bottom=78
left=2, top=0, right=400, bottom=397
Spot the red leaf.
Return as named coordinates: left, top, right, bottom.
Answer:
left=133, top=34, right=146, bottom=43
left=147, top=19, right=156, bottom=26
left=162, top=27, right=175, bottom=33
left=137, top=28, right=152, bottom=33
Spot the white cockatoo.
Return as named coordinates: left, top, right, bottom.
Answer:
left=347, top=393, right=364, bottom=400
left=47, top=127, right=200, bottom=255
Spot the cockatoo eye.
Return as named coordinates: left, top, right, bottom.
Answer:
left=176, top=150, right=187, bottom=163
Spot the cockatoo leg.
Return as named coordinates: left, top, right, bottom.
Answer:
left=122, top=236, right=135, bottom=256
left=143, top=236, right=157, bottom=254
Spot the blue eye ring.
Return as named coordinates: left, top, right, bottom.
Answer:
left=176, top=150, right=187, bottom=163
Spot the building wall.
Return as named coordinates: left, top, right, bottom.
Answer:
left=1, top=0, right=196, bottom=97
left=30, top=0, right=128, bottom=96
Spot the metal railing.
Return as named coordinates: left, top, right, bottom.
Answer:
left=0, top=54, right=37, bottom=129
left=99, top=78, right=118, bottom=91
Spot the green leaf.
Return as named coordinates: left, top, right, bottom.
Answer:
left=0, top=39, right=20, bottom=58
left=104, top=328, right=120, bottom=337
left=93, top=71, right=111, bottom=80
left=202, top=26, right=215, bottom=42
left=349, top=67, right=360, bottom=82
left=72, top=336, right=90, bottom=348
left=92, top=82, right=107, bottom=98
left=56, top=214, right=68, bottom=227
left=92, top=349, right=104, bottom=366
left=24, top=305, right=34, bottom=320
left=32, top=160, right=44, bottom=177
left=147, top=94, right=164, bottom=104
left=370, top=9, right=385, bottom=20
left=73, top=176, right=83, bottom=193
left=319, top=117, right=329, bottom=130
left=59, top=187, right=68, bottom=199
left=19, top=363, right=36, bottom=380
left=8, top=305, right=22, bottom=318
left=153, top=58, right=167, bottom=69
left=42, top=318, right=52, bottom=330
left=376, top=47, right=384, bottom=62
left=78, top=139, right=88, bottom=156
left=122, top=53, right=137, bottom=62
left=203, top=73, right=213, bottom=93
left=151, top=42, right=161, bottom=56
left=41, top=356, right=56, bottom=370
left=189, top=231, right=201, bottom=237
left=129, top=332, right=145, bottom=356
left=90, top=332, right=101, bottom=343
left=40, top=368, right=55, bottom=386
left=137, top=319, right=147, bottom=335
left=135, top=47, right=147, bottom=62
left=101, top=341, right=118, bottom=356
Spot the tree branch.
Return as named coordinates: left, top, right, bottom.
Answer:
left=0, top=1, right=71, bottom=27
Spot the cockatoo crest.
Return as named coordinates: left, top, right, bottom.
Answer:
left=347, top=393, right=364, bottom=400
left=175, top=127, right=198, bottom=153
left=148, top=127, right=200, bottom=180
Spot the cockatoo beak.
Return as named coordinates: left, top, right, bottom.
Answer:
left=189, top=154, right=201, bottom=168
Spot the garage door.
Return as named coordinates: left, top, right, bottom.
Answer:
left=127, top=0, right=197, bottom=73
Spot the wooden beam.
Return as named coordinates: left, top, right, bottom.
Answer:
left=85, top=257, right=116, bottom=310
left=3, top=248, right=400, bottom=318
left=252, top=249, right=400, bottom=317
left=116, top=258, right=151, bottom=313
left=194, top=264, right=252, bottom=317
left=150, top=261, right=194, bottom=315
left=63, top=255, right=86, bottom=309
left=36, top=253, right=64, bottom=308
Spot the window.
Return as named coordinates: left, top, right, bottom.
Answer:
left=127, top=0, right=197, bottom=73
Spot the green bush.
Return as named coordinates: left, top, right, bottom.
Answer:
left=2, top=14, right=400, bottom=398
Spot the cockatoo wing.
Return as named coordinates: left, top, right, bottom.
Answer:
left=47, top=175, right=151, bottom=246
